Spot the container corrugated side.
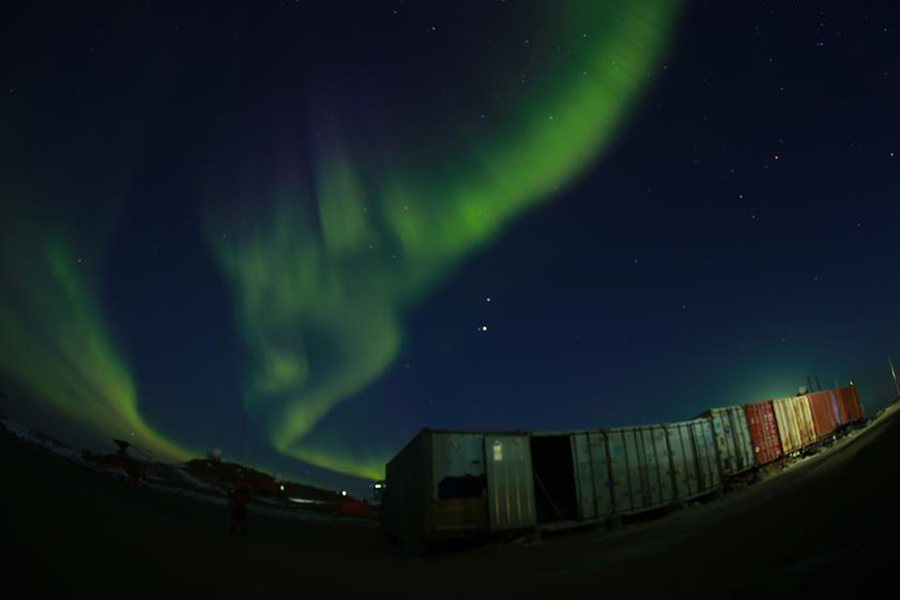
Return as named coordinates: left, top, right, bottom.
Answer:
left=772, top=396, right=815, bottom=453
left=822, top=389, right=846, bottom=426
left=793, top=395, right=817, bottom=446
left=771, top=396, right=801, bottom=453
left=838, top=386, right=863, bottom=422
left=605, top=425, right=675, bottom=514
left=665, top=419, right=720, bottom=500
left=806, top=391, right=839, bottom=439
left=484, top=434, right=536, bottom=531
left=744, top=401, right=782, bottom=466
left=698, top=406, right=755, bottom=476
left=383, top=431, right=431, bottom=540
left=570, top=431, right=614, bottom=521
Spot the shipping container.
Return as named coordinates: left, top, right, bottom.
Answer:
left=806, top=390, right=840, bottom=439
left=605, top=425, right=674, bottom=514
left=837, top=386, right=863, bottom=423
left=825, top=388, right=846, bottom=426
left=771, top=395, right=816, bottom=453
left=664, top=419, right=721, bottom=499
left=695, top=406, right=755, bottom=476
left=484, top=434, right=536, bottom=531
left=382, top=429, right=535, bottom=542
left=569, top=431, right=614, bottom=521
left=532, top=422, right=720, bottom=529
left=744, top=401, right=782, bottom=466
left=530, top=430, right=613, bottom=528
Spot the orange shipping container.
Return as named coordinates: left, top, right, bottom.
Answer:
left=806, top=390, right=840, bottom=439
left=837, top=386, right=863, bottom=423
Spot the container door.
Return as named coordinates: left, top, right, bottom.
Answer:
left=571, top=434, right=595, bottom=520
left=639, top=428, right=659, bottom=506
left=794, top=396, right=816, bottom=447
left=607, top=430, right=633, bottom=513
left=588, top=432, right=613, bottom=518
left=641, top=427, right=673, bottom=506
left=711, top=412, right=733, bottom=474
left=691, top=419, right=720, bottom=490
left=773, top=398, right=800, bottom=453
left=624, top=430, right=645, bottom=510
left=484, top=435, right=536, bottom=531
left=666, top=423, right=694, bottom=498
left=571, top=432, right=612, bottom=520
left=730, top=407, right=755, bottom=472
left=654, top=427, right=675, bottom=503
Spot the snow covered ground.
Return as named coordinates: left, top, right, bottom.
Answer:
left=1, top=418, right=375, bottom=526
left=1, top=419, right=85, bottom=463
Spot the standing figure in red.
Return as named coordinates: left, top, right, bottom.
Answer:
left=229, top=480, right=251, bottom=537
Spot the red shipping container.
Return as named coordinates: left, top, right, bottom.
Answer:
left=336, top=500, right=370, bottom=517
left=744, top=401, right=782, bottom=466
left=806, top=391, right=839, bottom=440
left=838, top=386, right=863, bottom=423
left=826, top=389, right=846, bottom=425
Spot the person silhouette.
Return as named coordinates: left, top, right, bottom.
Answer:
left=229, top=480, right=251, bottom=536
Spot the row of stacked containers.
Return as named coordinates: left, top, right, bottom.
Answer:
left=382, top=386, right=863, bottom=542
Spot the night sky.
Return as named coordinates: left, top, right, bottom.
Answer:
left=1, top=1, right=898, bottom=496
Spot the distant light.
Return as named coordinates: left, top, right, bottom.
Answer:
left=480, top=325, right=488, bottom=332
left=341, top=490, right=347, bottom=496
left=374, top=483, right=383, bottom=489
left=280, top=485, right=285, bottom=492
left=485, top=297, right=492, bottom=302
left=288, top=497, right=323, bottom=505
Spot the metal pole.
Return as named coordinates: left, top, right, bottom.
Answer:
left=814, top=375, right=821, bottom=391
left=890, top=356, right=900, bottom=397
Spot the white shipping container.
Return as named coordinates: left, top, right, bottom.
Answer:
left=484, top=434, right=536, bottom=530
left=698, top=406, right=756, bottom=476
left=665, top=419, right=721, bottom=499
left=606, top=425, right=675, bottom=514
left=384, top=429, right=536, bottom=542
left=571, top=431, right=614, bottom=521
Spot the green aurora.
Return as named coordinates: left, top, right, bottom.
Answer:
left=210, top=1, right=680, bottom=480
left=0, top=215, right=195, bottom=461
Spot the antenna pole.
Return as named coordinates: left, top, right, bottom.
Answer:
left=890, top=356, right=900, bottom=397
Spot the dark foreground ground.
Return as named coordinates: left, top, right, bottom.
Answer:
left=4, top=406, right=900, bottom=599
